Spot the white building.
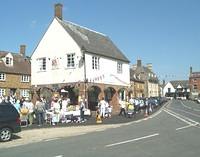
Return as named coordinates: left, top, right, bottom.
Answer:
left=163, top=80, right=190, bottom=99
left=31, top=4, right=130, bottom=111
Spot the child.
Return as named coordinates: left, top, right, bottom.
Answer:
left=108, top=105, right=112, bottom=118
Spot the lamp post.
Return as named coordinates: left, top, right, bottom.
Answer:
left=81, top=46, right=88, bottom=108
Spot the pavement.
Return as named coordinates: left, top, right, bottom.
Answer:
left=22, top=105, right=163, bottom=130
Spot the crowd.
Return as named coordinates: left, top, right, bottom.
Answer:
left=118, top=97, right=162, bottom=118
left=0, top=94, right=165, bottom=127
left=0, top=93, right=87, bottom=127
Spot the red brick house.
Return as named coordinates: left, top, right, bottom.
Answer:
left=189, top=67, right=200, bottom=98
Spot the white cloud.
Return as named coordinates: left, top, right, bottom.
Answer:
left=30, top=20, right=37, bottom=28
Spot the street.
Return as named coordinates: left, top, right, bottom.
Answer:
left=1, top=100, right=200, bottom=157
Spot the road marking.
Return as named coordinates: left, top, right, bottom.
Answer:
left=163, top=108, right=199, bottom=131
left=105, top=133, right=159, bottom=148
left=167, top=106, right=200, bottom=118
left=54, top=155, right=63, bottom=157
left=163, top=108, right=195, bottom=125
left=44, top=137, right=60, bottom=142
left=180, top=101, right=200, bottom=112
left=176, top=124, right=193, bottom=131
left=180, top=101, right=192, bottom=109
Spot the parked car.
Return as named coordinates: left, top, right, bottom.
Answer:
left=0, top=101, right=21, bottom=142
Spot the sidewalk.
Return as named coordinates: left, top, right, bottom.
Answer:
left=22, top=106, right=160, bottom=130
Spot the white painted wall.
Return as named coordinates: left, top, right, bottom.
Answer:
left=85, top=54, right=130, bottom=86
left=31, top=18, right=84, bottom=86
left=163, top=82, right=175, bottom=96
left=31, top=18, right=130, bottom=87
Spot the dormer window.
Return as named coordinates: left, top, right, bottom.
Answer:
left=4, top=53, right=13, bottom=66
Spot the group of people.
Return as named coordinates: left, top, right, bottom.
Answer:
left=118, top=97, right=158, bottom=117
left=0, top=92, right=89, bottom=126
left=97, top=97, right=112, bottom=118
left=0, top=95, right=46, bottom=126
left=42, top=93, right=87, bottom=125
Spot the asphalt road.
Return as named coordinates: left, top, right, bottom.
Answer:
left=1, top=100, right=200, bottom=157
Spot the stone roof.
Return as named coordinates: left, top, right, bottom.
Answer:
left=131, top=65, right=159, bottom=83
left=57, top=18, right=129, bottom=63
left=170, top=80, right=189, bottom=89
left=0, top=51, right=31, bottom=75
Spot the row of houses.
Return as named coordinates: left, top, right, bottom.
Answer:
left=3, top=3, right=200, bottom=111
left=0, top=4, right=161, bottom=112
left=162, top=67, right=200, bottom=100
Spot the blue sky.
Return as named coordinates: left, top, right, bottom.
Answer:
left=0, top=0, right=200, bottom=82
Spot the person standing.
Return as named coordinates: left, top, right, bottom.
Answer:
left=99, top=97, right=106, bottom=118
left=23, top=98, right=34, bottom=126
left=35, top=97, right=45, bottom=126
left=79, top=98, right=86, bottom=122
left=118, top=99, right=126, bottom=117
left=51, top=95, right=61, bottom=125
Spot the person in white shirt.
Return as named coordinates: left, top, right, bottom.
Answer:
left=98, top=97, right=106, bottom=118
left=51, top=96, right=61, bottom=125
left=118, top=99, right=126, bottom=117
left=23, top=97, right=34, bottom=125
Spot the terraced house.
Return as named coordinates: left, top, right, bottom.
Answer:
left=0, top=45, right=31, bottom=98
left=31, top=4, right=130, bottom=112
left=130, top=60, right=159, bottom=98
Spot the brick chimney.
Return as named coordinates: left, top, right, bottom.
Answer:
left=54, top=3, right=63, bottom=20
left=20, top=45, right=26, bottom=57
left=190, top=66, right=193, bottom=74
left=137, top=59, right=142, bottom=67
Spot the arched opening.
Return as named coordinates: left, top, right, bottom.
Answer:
left=104, top=87, right=116, bottom=102
left=118, top=88, right=127, bottom=101
left=88, top=86, right=101, bottom=111
left=39, top=87, right=53, bottom=103
left=60, top=86, right=79, bottom=105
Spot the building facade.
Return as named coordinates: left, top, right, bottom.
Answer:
left=189, top=67, right=200, bottom=98
left=130, top=68, right=145, bottom=98
left=130, top=60, right=159, bottom=98
left=163, top=80, right=190, bottom=99
left=31, top=4, right=130, bottom=112
left=0, top=45, right=31, bottom=99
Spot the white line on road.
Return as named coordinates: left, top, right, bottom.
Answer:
left=176, top=124, right=193, bottom=131
left=54, top=155, right=63, bottom=157
left=105, top=133, right=159, bottom=148
left=44, top=137, right=61, bottom=142
left=180, top=101, right=200, bottom=112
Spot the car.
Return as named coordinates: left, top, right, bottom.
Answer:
left=0, top=101, right=21, bottom=142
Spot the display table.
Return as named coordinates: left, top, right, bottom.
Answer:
left=64, top=109, right=91, bottom=117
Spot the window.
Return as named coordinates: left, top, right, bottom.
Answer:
left=37, top=58, right=46, bottom=71
left=20, top=89, right=30, bottom=98
left=92, top=56, right=100, bottom=70
left=67, top=53, right=75, bottom=68
left=0, top=73, right=6, bottom=81
left=0, top=88, right=5, bottom=96
left=21, top=75, right=30, bottom=82
left=117, top=62, right=122, bottom=74
left=5, top=57, right=12, bottom=66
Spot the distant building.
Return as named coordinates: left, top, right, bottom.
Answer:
left=130, top=60, right=159, bottom=98
left=189, top=67, right=200, bottom=98
left=31, top=4, right=130, bottom=111
left=163, top=80, right=190, bottom=99
left=0, top=45, right=31, bottom=98
left=130, top=68, right=145, bottom=98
